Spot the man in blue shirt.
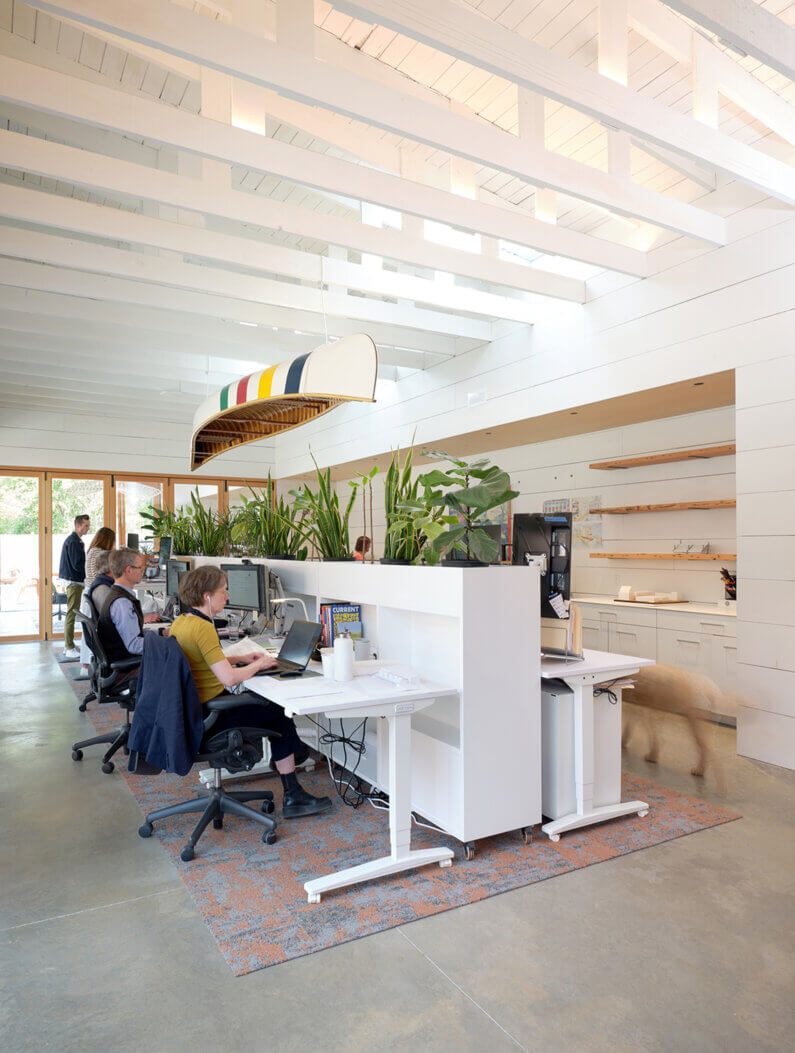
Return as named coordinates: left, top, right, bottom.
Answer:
left=58, top=513, right=91, bottom=658
left=97, top=548, right=161, bottom=666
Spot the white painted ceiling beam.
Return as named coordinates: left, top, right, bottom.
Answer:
left=659, top=0, right=795, bottom=80
left=0, top=182, right=542, bottom=322
left=0, top=84, right=588, bottom=299
left=0, top=258, right=468, bottom=357
left=0, top=225, right=496, bottom=340
left=331, top=0, right=794, bottom=206
left=22, top=0, right=729, bottom=241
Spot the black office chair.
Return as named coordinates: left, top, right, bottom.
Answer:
left=137, top=694, right=279, bottom=861
left=71, top=609, right=140, bottom=774
left=52, top=582, right=68, bottom=621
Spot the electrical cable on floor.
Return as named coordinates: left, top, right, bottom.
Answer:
left=301, top=713, right=381, bottom=808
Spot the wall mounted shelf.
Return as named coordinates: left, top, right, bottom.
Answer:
left=589, top=444, right=735, bottom=470
left=590, top=553, right=736, bottom=561
left=590, top=500, right=736, bottom=515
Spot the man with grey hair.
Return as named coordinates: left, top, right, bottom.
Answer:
left=97, top=548, right=160, bottom=663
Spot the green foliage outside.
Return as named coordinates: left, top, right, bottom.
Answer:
left=0, top=476, right=103, bottom=535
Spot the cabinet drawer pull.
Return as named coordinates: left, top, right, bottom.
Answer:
left=676, top=638, right=700, bottom=645
left=699, top=622, right=723, bottom=629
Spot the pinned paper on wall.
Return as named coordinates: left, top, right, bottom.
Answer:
left=572, top=496, right=603, bottom=548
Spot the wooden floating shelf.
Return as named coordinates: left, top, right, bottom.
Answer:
left=591, top=500, right=736, bottom=515
left=590, top=553, right=737, bottom=561
left=590, top=444, right=735, bottom=470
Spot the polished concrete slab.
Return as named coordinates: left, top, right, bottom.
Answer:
left=1, top=643, right=793, bottom=1051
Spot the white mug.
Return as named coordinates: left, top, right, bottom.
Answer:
left=320, top=648, right=334, bottom=678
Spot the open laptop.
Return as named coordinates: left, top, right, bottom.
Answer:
left=253, top=620, right=323, bottom=678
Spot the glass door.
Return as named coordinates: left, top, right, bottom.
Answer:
left=116, top=478, right=165, bottom=553
left=0, top=472, right=44, bottom=640
left=49, top=475, right=107, bottom=640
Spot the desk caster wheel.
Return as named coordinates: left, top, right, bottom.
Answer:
left=138, top=822, right=153, bottom=838
left=261, top=800, right=275, bottom=815
left=213, top=816, right=223, bottom=829
left=637, top=809, right=649, bottom=818
left=78, top=701, right=88, bottom=713
left=262, top=830, right=277, bottom=845
left=307, top=892, right=321, bottom=904
left=521, top=827, right=533, bottom=844
left=549, top=833, right=560, bottom=843
left=463, top=842, right=476, bottom=861
left=71, top=749, right=83, bottom=762
left=101, top=761, right=114, bottom=774
left=180, top=845, right=195, bottom=862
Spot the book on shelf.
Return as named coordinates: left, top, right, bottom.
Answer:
left=319, top=603, right=363, bottom=646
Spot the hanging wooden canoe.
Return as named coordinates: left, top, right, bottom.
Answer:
left=190, top=334, right=377, bottom=470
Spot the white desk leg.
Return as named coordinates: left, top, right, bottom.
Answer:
left=304, top=711, right=453, bottom=904
left=542, top=680, right=649, bottom=842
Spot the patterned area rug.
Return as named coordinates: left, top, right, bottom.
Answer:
left=58, top=653, right=740, bottom=975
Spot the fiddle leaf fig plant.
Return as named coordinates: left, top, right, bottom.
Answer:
left=417, top=452, right=517, bottom=565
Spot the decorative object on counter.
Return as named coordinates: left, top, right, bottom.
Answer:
left=622, top=591, right=687, bottom=604
left=720, top=567, right=736, bottom=601
left=190, top=334, right=377, bottom=469
left=617, top=585, right=636, bottom=601
left=673, top=541, right=710, bottom=555
left=414, top=452, right=518, bottom=566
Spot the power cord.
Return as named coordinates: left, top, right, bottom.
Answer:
left=301, top=713, right=381, bottom=808
left=594, top=677, right=623, bottom=705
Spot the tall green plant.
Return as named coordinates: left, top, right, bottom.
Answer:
left=416, top=452, right=517, bottom=564
left=288, top=457, right=359, bottom=559
left=140, top=506, right=197, bottom=556
left=383, top=445, right=424, bottom=562
left=238, top=478, right=307, bottom=559
left=188, top=491, right=228, bottom=556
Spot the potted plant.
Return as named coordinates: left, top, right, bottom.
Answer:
left=140, top=506, right=197, bottom=556
left=288, top=456, right=359, bottom=560
left=416, top=452, right=517, bottom=566
left=351, top=464, right=378, bottom=563
left=382, top=444, right=424, bottom=564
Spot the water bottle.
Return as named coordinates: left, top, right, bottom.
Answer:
left=333, top=630, right=354, bottom=682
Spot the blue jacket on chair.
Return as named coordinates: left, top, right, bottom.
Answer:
left=128, top=632, right=204, bottom=776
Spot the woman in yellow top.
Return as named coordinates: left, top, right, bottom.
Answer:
left=169, top=565, right=331, bottom=819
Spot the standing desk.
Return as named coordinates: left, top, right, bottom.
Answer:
left=245, top=669, right=456, bottom=903
left=540, top=649, right=654, bottom=841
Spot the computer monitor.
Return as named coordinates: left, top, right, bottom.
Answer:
left=166, top=558, right=191, bottom=600
left=158, top=536, right=172, bottom=567
left=222, top=563, right=269, bottom=615
left=127, top=532, right=139, bottom=549
left=512, top=513, right=572, bottom=619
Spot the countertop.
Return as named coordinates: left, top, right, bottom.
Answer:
left=571, top=594, right=736, bottom=618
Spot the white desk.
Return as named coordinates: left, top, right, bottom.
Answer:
left=540, top=648, right=654, bottom=841
left=245, top=670, right=456, bottom=903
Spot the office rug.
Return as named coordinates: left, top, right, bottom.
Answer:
left=59, top=656, right=740, bottom=976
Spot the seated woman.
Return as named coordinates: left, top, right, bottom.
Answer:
left=168, top=565, right=331, bottom=819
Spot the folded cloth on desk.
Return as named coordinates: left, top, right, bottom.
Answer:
left=223, top=639, right=273, bottom=659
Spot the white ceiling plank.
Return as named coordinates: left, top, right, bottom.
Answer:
left=0, top=114, right=594, bottom=295
left=23, top=0, right=728, bottom=241
left=0, top=252, right=483, bottom=352
left=331, top=0, right=793, bottom=205
left=659, top=0, right=795, bottom=80
left=0, top=181, right=543, bottom=321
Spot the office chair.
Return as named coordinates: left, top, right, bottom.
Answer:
left=138, top=704, right=279, bottom=861
left=71, top=609, right=140, bottom=774
left=52, top=582, right=68, bottom=621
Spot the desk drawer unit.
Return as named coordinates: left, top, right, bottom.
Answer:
left=608, top=622, right=657, bottom=660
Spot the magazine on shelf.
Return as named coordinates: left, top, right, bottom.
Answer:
left=320, top=603, right=363, bottom=645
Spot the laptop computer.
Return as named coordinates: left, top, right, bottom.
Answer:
left=253, top=620, right=323, bottom=678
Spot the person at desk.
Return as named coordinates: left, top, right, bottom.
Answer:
left=97, top=548, right=162, bottom=670
left=168, top=566, right=331, bottom=819
left=79, top=548, right=114, bottom=674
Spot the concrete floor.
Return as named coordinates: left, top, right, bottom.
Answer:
left=1, top=643, right=793, bottom=1052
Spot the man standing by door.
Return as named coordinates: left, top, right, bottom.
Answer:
left=59, top=513, right=90, bottom=659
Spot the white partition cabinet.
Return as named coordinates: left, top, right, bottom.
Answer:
left=262, top=560, right=543, bottom=848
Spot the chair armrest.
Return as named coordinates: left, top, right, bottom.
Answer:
left=111, top=657, right=141, bottom=674
left=205, top=694, right=273, bottom=713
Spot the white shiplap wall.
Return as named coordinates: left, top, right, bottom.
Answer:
left=0, top=405, right=275, bottom=477
left=284, top=406, right=735, bottom=604
left=735, top=354, right=795, bottom=770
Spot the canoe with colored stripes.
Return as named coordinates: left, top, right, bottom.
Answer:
left=190, top=334, right=377, bottom=469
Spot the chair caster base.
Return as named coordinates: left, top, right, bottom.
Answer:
left=213, top=816, right=223, bottom=830
left=101, top=761, right=114, bottom=774
left=262, top=830, right=278, bottom=845
left=138, top=822, right=153, bottom=838
left=71, top=749, right=83, bottom=762
left=180, top=845, right=195, bottom=862
left=261, top=800, right=275, bottom=815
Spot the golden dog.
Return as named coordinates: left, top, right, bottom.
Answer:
left=622, top=664, right=729, bottom=787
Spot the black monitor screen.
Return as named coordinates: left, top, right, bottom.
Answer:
left=127, top=532, right=139, bottom=549
left=166, top=558, right=191, bottom=600
left=279, top=620, right=322, bottom=668
left=222, top=563, right=268, bottom=613
left=158, top=536, right=172, bottom=565
left=512, top=513, right=572, bottom=618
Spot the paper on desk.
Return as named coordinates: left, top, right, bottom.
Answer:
left=223, top=639, right=270, bottom=658
left=277, top=679, right=346, bottom=700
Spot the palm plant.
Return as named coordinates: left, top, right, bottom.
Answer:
left=288, top=456, right=359, bottom=559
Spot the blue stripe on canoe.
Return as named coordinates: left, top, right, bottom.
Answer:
left=284, top=353, right=309, bottom=394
